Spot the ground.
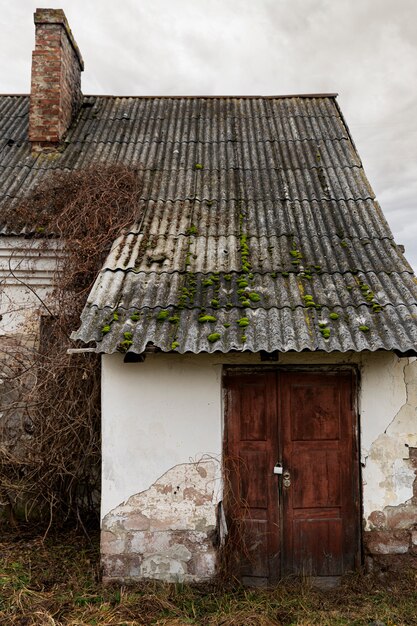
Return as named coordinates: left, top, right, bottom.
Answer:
left=0, top=527, right=416, bottom=625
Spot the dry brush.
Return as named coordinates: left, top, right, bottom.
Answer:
left=0, top=164, right=143, bottom=530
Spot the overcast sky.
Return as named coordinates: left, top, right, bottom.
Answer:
left=1, top=0, right=416, bottom=268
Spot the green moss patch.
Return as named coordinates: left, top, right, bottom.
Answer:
left=185, top=225, right=198, bottom=236
left=198, top=315, right=217, bottom=323
left=207, top=333, right=221, bottom=343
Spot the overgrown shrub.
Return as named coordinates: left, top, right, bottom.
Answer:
left=0, top=165, right=142, bottom=530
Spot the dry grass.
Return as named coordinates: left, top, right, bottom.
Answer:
left=0, top=528, right=416, bottom=625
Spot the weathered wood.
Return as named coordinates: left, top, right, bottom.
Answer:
left=224, top=369, right=360, bottom=583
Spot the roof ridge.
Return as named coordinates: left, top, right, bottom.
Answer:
left=81, top=93, right=339, bottom=100
left=0, top=93, right=339, bottom=99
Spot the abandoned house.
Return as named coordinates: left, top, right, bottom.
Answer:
left=1, top=8, right=417, bottom=585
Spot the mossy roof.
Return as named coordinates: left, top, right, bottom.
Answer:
left=1, top=94, right=416, bottom=353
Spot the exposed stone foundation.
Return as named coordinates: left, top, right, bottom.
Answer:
left=364, top=529, right=417, bottom=571
left=365, top=442, right=417, bottom=570
left=101, top=460, right=219, bottom=582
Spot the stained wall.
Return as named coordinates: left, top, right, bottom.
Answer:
left=101, top=350, right=417, bottom=581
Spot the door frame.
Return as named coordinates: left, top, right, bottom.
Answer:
left=222, top=364, right=362, bottom=581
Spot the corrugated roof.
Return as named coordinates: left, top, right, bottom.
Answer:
left=1, top=94, right=417, bottom=354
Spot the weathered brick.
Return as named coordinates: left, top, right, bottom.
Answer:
left=29, top=8, right=84, bottom=148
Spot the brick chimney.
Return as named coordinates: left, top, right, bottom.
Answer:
left=29, top=9, right=84, bottom=150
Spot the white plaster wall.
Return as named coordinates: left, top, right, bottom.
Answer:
left=101, top=353, right=223, bottom=518
left=359, top=352, right=406, bottom=455
left=0, top=236, right=62, bottom=334
left=361, top=356, right=417, bottom=519
left=101, top=350, right=416, bottom=529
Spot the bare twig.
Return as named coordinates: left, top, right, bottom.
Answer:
left=0, top=165, right=142, bottom=530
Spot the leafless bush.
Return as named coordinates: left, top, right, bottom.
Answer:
left=0, top=165, right=142, bottom=530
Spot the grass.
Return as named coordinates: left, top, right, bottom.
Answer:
left=0, top=528, right=416, bottom=625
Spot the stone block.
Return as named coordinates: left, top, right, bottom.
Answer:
left=141, top=555, right=187, bottom=582
left=368, top=510, right=386, bottom=531
left=102, top=554, right=143, bottom=581
left=101, top=461, right=219, bottom=582
left=124, top=512, right=150, bottom=531
left=101, top=530, right=125, bottom=556
left=187, top=548, right=217, bottom=578
left=130, top=530, right=170, bottom=554
left=364, top=530, right=410, bottom=555
left=385, top=504, right=417, bottom=530
left=102, top=555, right=128, bottom=579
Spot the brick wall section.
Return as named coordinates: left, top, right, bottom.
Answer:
left=29, top=9, right=84, bottom=149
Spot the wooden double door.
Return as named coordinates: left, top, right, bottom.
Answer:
left=224, top=369, right=360, bottom=584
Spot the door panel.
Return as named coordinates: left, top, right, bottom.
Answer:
left=224, top=372, right=279, bottom=584
left=291, top=449, right=341, bottom=509
left=280, top=372, right=358, bottom=576
left=293, top=517, right=343, bottom=576
left=290, top=383, right=341, bottom=441
left=224, top=369, right=359, bottom=583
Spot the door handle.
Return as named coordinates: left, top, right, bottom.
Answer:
left=283, top=470, right=291, bottom=488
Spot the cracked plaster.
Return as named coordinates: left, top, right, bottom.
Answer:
left=102, top=460, right=219, bottom=582
left=101, top=350, right=417, bottom=579
left=363, top=358, right=417, bottom=526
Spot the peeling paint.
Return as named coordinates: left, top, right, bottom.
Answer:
left=359, top=352, right=406, bottom=456
left=363, top=359, right=417, bottom=523
left=102, top=460, right=219, bottom=582
left=101, top=355, right=222, bottom=518
left=101, top=350, right=417, bottom=579
left=0, top=237, right=61, bottom=334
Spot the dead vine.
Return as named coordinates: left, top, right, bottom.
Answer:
left=218, top=454, right=258, bottom=585
left=0, top=165, right=143, bottom=530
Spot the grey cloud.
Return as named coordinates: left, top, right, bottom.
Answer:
left=0, top=0, right=416, bottom=266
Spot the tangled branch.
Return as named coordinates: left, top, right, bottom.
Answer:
left=0, top=165, right=142, bottom=529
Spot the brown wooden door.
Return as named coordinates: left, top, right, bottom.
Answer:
left=224, top=369, right=359, bottom=584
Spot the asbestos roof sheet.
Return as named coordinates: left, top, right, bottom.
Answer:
left=1, top=94, right=416, bottom=354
